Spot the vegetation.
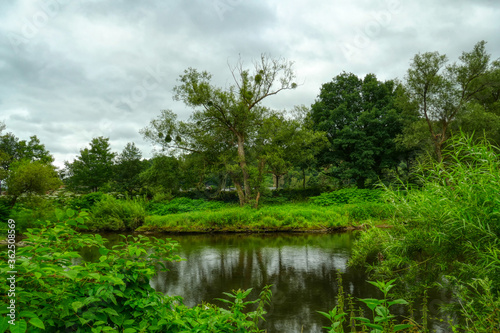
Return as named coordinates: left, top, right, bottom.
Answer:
left=0, top=209, right=273, bottom=332
left=1, top=42, right=499, bottom=331
left=349, top=134, right=500, bottom=332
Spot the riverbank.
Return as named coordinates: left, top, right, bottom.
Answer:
left=134, top=202, right=394, bottom=233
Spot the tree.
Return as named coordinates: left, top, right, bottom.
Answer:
left=0, top=132, right=54, bottom=192
left=310, top=72, right=407, bottom=188
left=142, top=55, right=297, bottom=205
left=139, top=155, right=181, bottom=193
left=114, top=142, right=145, bottom=194
left=6, top=159, right=61, bottom=206
left=64, top=137, right=116, bottom=192
left=404, top=40, right=498, bottom=162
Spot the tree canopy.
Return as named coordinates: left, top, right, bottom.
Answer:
left=310, top=72, right=407, bottom=188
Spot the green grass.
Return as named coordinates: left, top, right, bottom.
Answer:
left=136, top=202, right=394, bottom=233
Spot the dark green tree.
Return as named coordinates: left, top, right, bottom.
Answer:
left=114, top=142, right=145, bottom=194
left=139, top=155, right=182, bottom=193
left=310, top=72, right=406, bottom=188
left=64, top=137, right=116, bottom=192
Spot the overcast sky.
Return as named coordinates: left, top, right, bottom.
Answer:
left=1, top=0, right=499, bottom=168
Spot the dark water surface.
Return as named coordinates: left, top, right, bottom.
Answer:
left=91, top=232, right=451, bottom=333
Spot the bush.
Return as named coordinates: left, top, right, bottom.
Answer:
left=148, top=197, right=226, bottom=215
left=68, top=191, right=105, bottom=210
left=310, top=188, right=385, bottom=206
left=88, top=195, right=147, bottom=231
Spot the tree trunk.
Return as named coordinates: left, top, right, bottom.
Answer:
left=302, top=168, right=306, bottom=189
left=275, top=174, right=279, bottom=190
left=233, top=179, right=245, bottom=206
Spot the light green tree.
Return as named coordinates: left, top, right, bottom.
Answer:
left=142, top=55, right=297, bottom=205
left=404, top=40, right=499, bottom=162
left=6, top=159, right=61, bottom=206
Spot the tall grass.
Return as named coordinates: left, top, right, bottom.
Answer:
left=350, top=134, right=500, bottom=332
left=88, top=195, right=147, bottom=231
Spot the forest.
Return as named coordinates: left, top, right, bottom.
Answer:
left=0, top=40, right=499, bottom=332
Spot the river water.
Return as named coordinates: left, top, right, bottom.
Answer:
left=92, top=231, right=452, bottom=333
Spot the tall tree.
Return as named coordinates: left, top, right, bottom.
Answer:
left=310, top=72, right=406, bottom=188
left=142, top=55, right=297, bottom=205
left=404, top=40, right=498, bottom=161
left=114, top=142, right=145, bottom=194
left=64, top=137, right=116, bottom=192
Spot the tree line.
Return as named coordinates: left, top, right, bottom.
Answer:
left=1, top=40, right=499, bottom=206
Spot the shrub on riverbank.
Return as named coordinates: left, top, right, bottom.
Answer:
left=87, top=194, right=147, bottom=231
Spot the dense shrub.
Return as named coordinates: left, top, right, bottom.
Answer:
left=68, top=191, right=105, bottom=210
left=310, top=188, right=384, bottom=206
left=148, top=197, right=226, bottom=215
left=88, top=195, right=147, bottom=231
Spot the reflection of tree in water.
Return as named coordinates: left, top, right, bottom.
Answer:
left=148, top=232, right=377, bottom=333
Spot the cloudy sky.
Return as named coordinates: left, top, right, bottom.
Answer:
left=1, top=0, right=499, bottom=168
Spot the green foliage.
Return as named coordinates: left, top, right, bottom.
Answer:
left=5, top=159, right=61, bottom=205
left=68, top=191, right=105, bottom=210
left=320, top=275, right=418, bottom=333
left=310, top=72, right=409, bottom=187
left=6, top=197, right=58, bottom=232
left=148, top=197, right=226, bottom=215
left=64, top=136, right=116, bottom=192
left=0, top=209, right=272, bottom=332
left=0, top=198, right=10, bottom=222
left=88, top=195, right=148, bottom=231
left=139, top=202, right=391, bottom=233
left=351, top=134, right=500, bottom=329
left=310, top=188, right=385, bottom=206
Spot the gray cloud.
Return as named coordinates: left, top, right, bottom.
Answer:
left=1, top=0, right=499, bottom=168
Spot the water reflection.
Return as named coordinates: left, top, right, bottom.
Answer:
left=147, top=232, right=377, bottom=333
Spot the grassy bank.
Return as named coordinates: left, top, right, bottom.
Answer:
left=136, top=201, right=394, bottom=233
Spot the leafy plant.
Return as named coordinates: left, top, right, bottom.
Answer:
left=0, top=209, right=273, bottom=332
left=320, top=278, right=418, bottom=333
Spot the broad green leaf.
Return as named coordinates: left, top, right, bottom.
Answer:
left=9, top=319, right=27, bottom=333
left=99, top=247, right=110, bottom=256
left=0, top=317, right=9, bottom=333
left=18, top=311, right=37, bottom=318
left=359, top=298, right=383, bottom=311
left=72, top=301, right=84, bottom=312
left=388, top=299, right=409, bottom=306
left=394, top=324, right=415, bottom=331
left=28, top=318, right=45, bottom=330
left=66, top=208, right=76, bottom=217
left=123, top=328, right=137, bottom=333
left=363, top=322, right=383, bottom=330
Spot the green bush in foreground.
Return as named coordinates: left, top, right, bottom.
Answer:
left=0, top=209, right=272, bottom=332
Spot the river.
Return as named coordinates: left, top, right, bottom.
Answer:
left=89, top=231, right=452, bottom=333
